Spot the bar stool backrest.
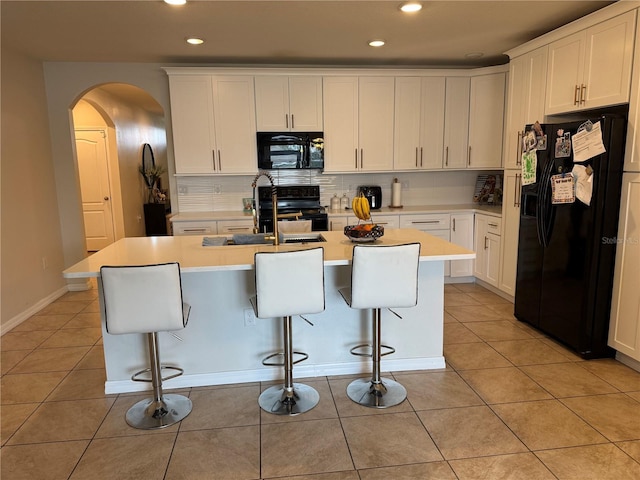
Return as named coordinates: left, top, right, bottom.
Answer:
left=350, top=243, right=421, bottom=310
left=254, top=247, right=325, bottom=319
left=101, top=262, right=189, bottom=335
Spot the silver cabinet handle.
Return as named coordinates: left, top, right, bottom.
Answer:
left=184, top=228, right=207, bottom=233
left=355, top=149, right=358, bottom=169
left=217, top=150, right=222, bottom=171
left=360, top=148, right=363, bottom=169
left=212, top=150, right=216, bottom=170
left=420, top=147, right=423, bottom=167
left=291, top=114, right=295, bottom=129
left=516, top=131, right=522, bottom=166
left=412, top=220, right=440, bottom=224
left=285, top=114, right=289, bottom=129
left=580, top=84, right=587, bottom=104
left=445, top=146, right=449, bottom=166
left=488, top=223, right=498, bottom=228
left=574, top=85, right=580, bottom=105
left=484, top=236, right=488, bottom=249
left=452, top=218, right=456, bottom=232
left=415, top=147, right=418, bottom=167
left=468, top=146, right=471, bottom=166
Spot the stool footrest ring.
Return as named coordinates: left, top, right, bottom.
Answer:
left=262, top=351, right=309, bottom=367
left=131, top=365, right=184, bottom=383
left=349, top=343, right=396, bottom=358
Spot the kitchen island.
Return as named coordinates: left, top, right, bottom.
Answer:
left=64, top=229, right=475, bottom=394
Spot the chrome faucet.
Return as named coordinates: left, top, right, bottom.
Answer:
left=251, top=172, right=279, bottom=245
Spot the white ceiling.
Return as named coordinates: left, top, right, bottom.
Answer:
left=1, top=0, right=615, bottom=68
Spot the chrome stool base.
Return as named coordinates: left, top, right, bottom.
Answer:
left=346, top=377, right=407, bottom=409
left=125, top=393, right=192, bottom=430
left=258, top=383, right=319, bottom=416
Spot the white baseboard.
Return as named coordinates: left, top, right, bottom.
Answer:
left=1, top=285, right=69, bottom=335
left=474, top=278, right=514, bottom=302
left=615, top=351, right=640, bottom=373
left=104, top=357, right=447, bottom=394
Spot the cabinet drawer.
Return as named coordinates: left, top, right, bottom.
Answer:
left=372, top=214, right=400, bottom=229
left=485, top=217, right=502, bottom=235
left=217, top=220, right=254, bottom=234
left=172, top=221, right=217, bottom=236
left=400, top=214, right=451, bottom=230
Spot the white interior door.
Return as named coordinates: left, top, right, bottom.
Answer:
left=75, top=129, right=115, bottom=251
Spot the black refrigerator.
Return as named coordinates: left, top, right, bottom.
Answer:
left=514, top=113, right=627, bottom=359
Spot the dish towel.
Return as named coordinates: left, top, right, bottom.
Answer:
left=202, top=237, right=228, bottom=246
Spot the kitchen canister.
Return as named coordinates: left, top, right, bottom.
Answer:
left=330, top=194, right=341, bottom=210
left=340, top=193, right=350, bottom=210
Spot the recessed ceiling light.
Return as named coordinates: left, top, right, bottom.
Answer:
left=400, top=2, right=422, bottom=13
left=186, top=37, right=204, bottom=45
left=368, top=40, right=386, bottom=48
left=465, top=52, right=484, bottom=59
left=165, top=0, right=187, bottom=5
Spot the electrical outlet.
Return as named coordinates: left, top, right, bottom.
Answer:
left=402, top=181, right=409, bottom=189
left=213, top=185, right=221, bottom=194
left=178, top=185, right=188, bottom=194
left=243, top=308, right=256, bottom=326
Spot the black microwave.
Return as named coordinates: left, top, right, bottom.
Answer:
left=257, top=132, right=324, bottom=170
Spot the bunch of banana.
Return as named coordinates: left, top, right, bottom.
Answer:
left=351, top=193, right=371, bottom=221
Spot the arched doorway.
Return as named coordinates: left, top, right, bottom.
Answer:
left=71, top=83, right=168, bottom=252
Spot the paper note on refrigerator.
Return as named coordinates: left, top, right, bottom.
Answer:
left=521, top=150, right=537, bottom=185
left=572, top=164, right=594, bottom=206
left=550, top=173, right=576, bottom=204
left=572, top=121, right=606, bottom=162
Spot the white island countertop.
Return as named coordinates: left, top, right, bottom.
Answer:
left=63, top=228, right=475, bottom=278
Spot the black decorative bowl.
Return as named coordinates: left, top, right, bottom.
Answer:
left=344, top=224, right=384, bottom=243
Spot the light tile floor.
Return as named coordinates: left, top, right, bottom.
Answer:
left=2, top=282, right=640, bottom=479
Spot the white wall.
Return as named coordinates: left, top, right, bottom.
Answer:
left=1, top=46, right=67, bottom=330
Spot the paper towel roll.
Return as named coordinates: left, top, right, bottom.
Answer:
left=391, top=180, right=402, bottom=207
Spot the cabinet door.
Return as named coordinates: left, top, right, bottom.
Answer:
left=546, top=31, right=585, bottom=115
left=323, top=76, right=359, bottom=172
left=420, top=77, right=446, bottom=169
left=288, top=76, right=323, bottom=131
left=486, top=233, right=501, bottom=287
left=443, top=77, right=470, bottom=169
left=450, top=213, right=474, bottom=277
left=211, top=76, right=257, bottom=174
left=168, top=76, right=216, bottom=174
left=394, top=77, right=422, bottom=170
left=329, top=216, right=350, bottom=231
left=359, top=77, right=395, bottom=171
left=625, top=13, right=640, bottom=173
left=468, top=73, right=505, bottom=168
left=608, top=172, right=640, bottom=360
left=473, top=215, right=488, bottom=278
left=173, top=221, right=217, bottom=236
left=373, top=214, right=400, bottom=229
left=217, top=219, right=254, bottom=234
left=504, top=47, right=548, bottom=170
left=499, top=171, right=522, bottom=296
left=583, top=11, right=636, bottom=110
left=254, top=76, right=289, bottom=131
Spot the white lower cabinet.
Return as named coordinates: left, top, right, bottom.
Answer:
left=401, top=214, right=451, bottom=276
left=474, top=214, right=501, bottom=287
left=608, top=172, right=640, bottom=361
left=217, top=219, right=254, bottom=234
left=450, top=213, right=474, bottom=277
left=172, top=220, right=218, bottom=236
left=329, top=214, right=358, bottom=231
left=499, top=171, right=522, bottom=296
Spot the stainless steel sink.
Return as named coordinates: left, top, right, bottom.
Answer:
left=225, top=233, right=326, bottom=245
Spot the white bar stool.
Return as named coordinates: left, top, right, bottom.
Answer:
left=339, top=243, right=421, bottom=408
left=100, top=262, right=192, bottom=429
left=252, top=247, right=325, bottom=415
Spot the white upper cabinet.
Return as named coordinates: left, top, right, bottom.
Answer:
left=168, top=75, right=257, bottom=175
left=443, top=77, right=470, bottom=169
left=468, top=73, right=506, bottom=169
left=545, top=11, right=636, bottom=115
left=254, top=76, right=323, bottom=131
left=625, top=11, right=640, bottom=173
left=323, top=76, right=394, bottom=172
left=394, top=77, right=446, bottom=170
left=504, top=46, right=548, bottom=170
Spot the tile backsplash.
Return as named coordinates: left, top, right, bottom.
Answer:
left=175, top=170, right=501, bottom=212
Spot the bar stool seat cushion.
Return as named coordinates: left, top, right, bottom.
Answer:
left=347, top=243, right=420, bottom=310
left=101, top=263, right=189, bottom=335
left=254, top=247, right=325, bottom=319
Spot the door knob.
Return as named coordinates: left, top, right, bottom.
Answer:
left=104, top=196, right=109, bottom=201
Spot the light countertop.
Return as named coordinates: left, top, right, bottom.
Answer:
left=169, top=203, right=502, bottom=223
left=63, top=228, right=476, bottom=278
